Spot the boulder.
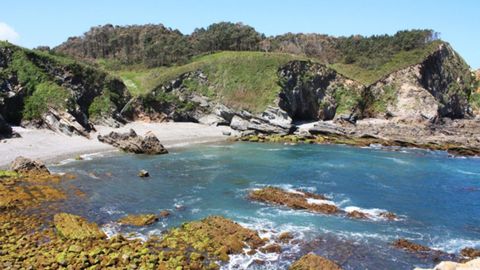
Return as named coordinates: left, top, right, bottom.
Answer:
left=414, top=258, right=480, bottom=270
left=309, top=122, right=346, bottom=136
left=461, top=247, right=480, bottom=259
left=117, top=214, right=158, bottom=226
left=42, top=109, right=93, bottom=137
left=289, top=253, right=342, bottom=270
left=213, top=104, right=235, bottom=123
left=53, top=213, right=106, bottom=240
left=97, top=129, right=168, bottom=154
left=260, top=106, right=293, bottom=128
left=9, top=156, right=50, bottom=174
left=393, top=239, right=432, bottom=253
left=138, top=170, right=149, bottom=177
left=230, top=115, right=250, bottom=131
left=0, top=114, right=12, bottom=139
left=198, top=114, right=228, bottom=126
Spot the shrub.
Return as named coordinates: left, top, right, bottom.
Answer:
left=23, top=82, right=71, bottom=119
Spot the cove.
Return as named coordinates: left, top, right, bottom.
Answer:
left=52, top=142, right=480, bottom=270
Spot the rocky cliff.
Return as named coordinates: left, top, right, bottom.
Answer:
left=0, top=41, right=130, bottom=137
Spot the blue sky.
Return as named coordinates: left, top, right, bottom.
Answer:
left=1, top=0, right=478, bottom=68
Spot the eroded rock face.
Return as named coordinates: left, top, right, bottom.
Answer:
left=41, top=108, right=93, bottom=137
left=97, top=129, right=168, bottom=154
left=278, top=61, right=362, bottom=121
left=289, top=253, right=342, bottom=270
left=53, top=213, right=106, bottom=240
left=249, top=187, right=339, bottom=214
left=9, top=156, right=50, bottom=174
left=117, top=214, right=158, bottom=226
left=0, top=114, right=12, bottom=139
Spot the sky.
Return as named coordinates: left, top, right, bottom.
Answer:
left=1, top=0, right=478, bottom=68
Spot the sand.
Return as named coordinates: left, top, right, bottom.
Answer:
left=0, top=122, right=234, bottom=168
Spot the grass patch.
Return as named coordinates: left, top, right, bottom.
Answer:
left=108, top=51, right=307, bottom=112
left=23, top=82, right=72, bottom=119
left=371, top=84, right=398, bottom=113
left=330, top=41, right=442, bottom=85
left=334, top=86, right=361, bottom=114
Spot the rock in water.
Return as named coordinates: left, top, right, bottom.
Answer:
left=97, top=129, right=168, bottom=154
left=53, top=213, right=106, bottom=240
left=249, top=186, right=339, bottom=214
left=117, top=214, right=158, bottom=226
left=9, top=156, right=50, bottom=174
left=289, top=253, right=342, bottom=270
left=138, top=169, right=149, bottom=177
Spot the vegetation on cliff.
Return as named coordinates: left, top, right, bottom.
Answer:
left=0, top=41, right=129, bottom=124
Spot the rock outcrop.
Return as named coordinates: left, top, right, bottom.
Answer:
left=414, top=258, right=480, bottom=270
left=117, top=214, right=158, bottom=226
left=289, top=253, right=343, bottom=270
left=41, top=108, right=93, bottom=137
left=278, top=61, right=363, bottom=121
left=249, top=187, right=339, bottom=214
left=0, top=114, right=12, bottom=139
left=53, top=213, right=106, bottom=240
left=9, top=156, right=50, bottom=174
left=97, top=129, right=168, bottom=154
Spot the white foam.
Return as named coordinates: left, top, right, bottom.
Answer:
left=306, top=198, right=336, bottom=206
left=456, top=169, right=480, bottom=176
left=343, top=206, right=398, bottom=221
left=385, top=157, right=410, bottom=165
left=432, top=238, right=480, bottom=253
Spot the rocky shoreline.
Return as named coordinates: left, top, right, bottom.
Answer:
left=1, top=157, right=480, bottom=269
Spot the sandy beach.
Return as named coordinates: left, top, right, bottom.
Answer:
left=0, top=122, right=233, bottom=168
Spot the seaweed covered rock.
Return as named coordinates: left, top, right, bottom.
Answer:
left=53, top=213, right=106, bottom=240
left=97, top=129, right=168, bottom=154
left=159, top=216, right=265, bottom=265
left=289, top=253, right=342, bottom=270
left=117, top=214, right=158, bottom=226
left=249, top=186, right=339, bottom=214
left=9, top=156, right=50, bottom=174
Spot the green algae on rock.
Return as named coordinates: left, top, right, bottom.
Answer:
left=249, top=186, right=339, bottom=214
left=54, top=213, right=106, bottom=240
left=289, top=253, right=343, bottom=270
left=117, top=214, right=159, bottom=226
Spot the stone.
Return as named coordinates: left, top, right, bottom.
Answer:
left=289, top=253, right=342, bottom=270
left=260, top=106, right=293, bottom=128
left=53, top=213, right=106, bottom=240
left=213, top=104, right=235, bottom=123
left=230, top=115, right=250, bottom=131
left=42, top=109, right=93, bottom=137
left=9, top=156, right=50, bottom=174
left=222, top=131, right=231, bottom=136
left=260, top=243, right=282, bottom=253
left=308, top=122, right=346, bottom=136
left=414, top=258, right=480, bottom=270
left=198, top=114, right=228, bottom=126
left=98, top=129, right=168, bottom=154
left=159, top=210, right=170, bottom=218
left=138, top=170, right=149, bottom=177
left=278, top=232, right=294, bottom=243
left=393, top=239, right=431, bottom=252
left=117, top=214, right=158, bottom=226
left=347, top=210, right=369, bottom=219
left=461, top=247, right=480, bottom=259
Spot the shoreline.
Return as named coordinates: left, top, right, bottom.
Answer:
left=0, top=122, right=233, bottom=169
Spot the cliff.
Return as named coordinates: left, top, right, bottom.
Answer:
left=0, top=41, right=130, bottom=137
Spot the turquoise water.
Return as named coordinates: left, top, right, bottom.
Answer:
left=52, top=142, right=480, bottom=270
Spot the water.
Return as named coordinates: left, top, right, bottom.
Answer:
left=51, top=142, right=480, bottom=270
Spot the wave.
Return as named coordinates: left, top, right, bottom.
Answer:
left=431, top=238, right=480, bottom=253
left=456, top=169, right=480, bottom=176
left=343, top=206, right=402, bottom=221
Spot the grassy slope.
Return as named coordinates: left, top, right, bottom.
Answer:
left=111, top=51, right=308, bottom=112
left=330, top=41, right=443, bottom=85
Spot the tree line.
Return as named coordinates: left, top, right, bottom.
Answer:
left=52, top=22, right=438, bottom=69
